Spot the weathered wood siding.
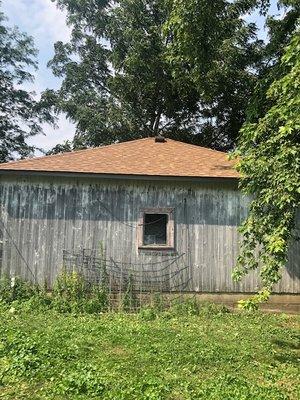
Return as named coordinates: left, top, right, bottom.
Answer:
left=0, top=175, right=299, bottom=293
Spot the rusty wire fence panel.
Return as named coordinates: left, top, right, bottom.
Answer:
left=62, top=249, right=192, bottom=310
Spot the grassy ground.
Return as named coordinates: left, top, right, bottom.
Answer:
left=0, top=306, right=299, bottom=399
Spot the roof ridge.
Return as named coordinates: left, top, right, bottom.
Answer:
left=165, top=138, right=229, bottom=155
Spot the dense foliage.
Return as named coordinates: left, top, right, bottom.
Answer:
left=0, top=301, right=299, bottom=399
left=165, top=0, right=264, bottom=150
left=46, top=0, right=280, bottom=151
left=233, top=30, right=300, bottom=308
left=0, top=4, right=54, bottom=163
left=47, top=0, right=199, bottom=149
left=47, top=1, right=299, bottom=152
left=165, top=0, right=300, bottom=149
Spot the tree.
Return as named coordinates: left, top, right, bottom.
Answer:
left=47, top=0, right=265, bottom=150
left=165, top=0, right=299, bottom=150
left=0, top=4, right=54, bottom=163
left=232, top=30, right=300, bottom=309
left=47, top=0, right=199, bottom=149
left=245, top=0, right=300, bottom=122
left=46, top=140, right=73, bottom=155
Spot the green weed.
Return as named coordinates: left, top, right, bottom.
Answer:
left=0, top=310, right=298, bottom=399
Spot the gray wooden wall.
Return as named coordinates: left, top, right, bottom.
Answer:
left=0, top=175, right=299, bottom=293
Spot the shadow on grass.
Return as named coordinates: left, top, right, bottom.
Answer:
left=273, top=338, right=300, bottom=365
left=273, top=339, right=300, bottom=350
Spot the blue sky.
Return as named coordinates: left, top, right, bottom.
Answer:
left=2, top=0, right=281, bottom=153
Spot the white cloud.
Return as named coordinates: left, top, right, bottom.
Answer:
left=2, top=0, right=71, bottom=46
left=2, top=0, right=71, bottom=90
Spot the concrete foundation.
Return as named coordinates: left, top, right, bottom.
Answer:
left=191, top=293, right=300, bottom=313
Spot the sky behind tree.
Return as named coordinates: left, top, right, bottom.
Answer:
left=2, top=0, right=74, bottom=152
left=2, top=0, right=281, bottom=153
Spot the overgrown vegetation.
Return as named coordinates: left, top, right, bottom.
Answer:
left=232, top=30, right=300, bottom=309
left=0, top=286, right=299, bottom=399
left=0, top=273, right=105, bottom=314
left=0, top=273, right=229, bottom=316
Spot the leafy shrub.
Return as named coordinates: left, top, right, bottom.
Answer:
left=12, top=293, right=52, bottom=313
left=170, top=297, right=201, bottom=316
left=52, top=270, right=109, bottom=314
left=0, top=273, right=231, bottom=318
left=122, top=274, right=138, bottom=311
left=237, top=289, right=270, bottom=311
left=53, top=271, right=87, bottom=302
left=82, top=296, right=106, bottom=314
left=0, top=331, right=41, bottom=379
left=51, top=297, right=73, bottom=313
left=0, top=275, right=40, bottom=303
left=152, top=292, right=165, bottom=312
left=199, top=301, right=230, bottom=316
left=170, top=298, right=230, bottom=317
left=91, top=282, right=109, bottom=311
left=54, top=364, right=107, bottom=396
left=139, top=307, right=157, bottom=321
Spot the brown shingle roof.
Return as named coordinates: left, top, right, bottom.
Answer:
left=0, top=138, right=239, bottom=179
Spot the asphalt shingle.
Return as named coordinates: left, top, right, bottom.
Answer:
left=0, top=138, right=239, bottom=179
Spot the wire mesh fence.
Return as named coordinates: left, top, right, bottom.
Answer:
left=62, top=249, right=192, bottom=310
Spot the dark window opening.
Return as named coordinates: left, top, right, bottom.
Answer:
left=143, top=214, right=168, bottom=246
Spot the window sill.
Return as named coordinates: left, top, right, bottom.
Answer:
left=138, top=245, right=175, bottom=251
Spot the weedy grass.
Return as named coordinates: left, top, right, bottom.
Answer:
left=0, top=302, right=299, bottom=399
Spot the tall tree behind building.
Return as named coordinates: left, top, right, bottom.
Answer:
left=165, top=0, right=299, bottom=149
left=0, top=3, right=54, bottom=163
left=47, top=0, right=264, bottom=150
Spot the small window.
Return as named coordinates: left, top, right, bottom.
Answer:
left=144, top=214, right=168, bottom=245
left=138, top=208, right=174, bottom=250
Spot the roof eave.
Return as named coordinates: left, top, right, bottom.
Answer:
left=0, top=169, right=239, bottom=185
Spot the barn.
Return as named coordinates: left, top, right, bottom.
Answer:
left=0, top=137, right=299, bottom=309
